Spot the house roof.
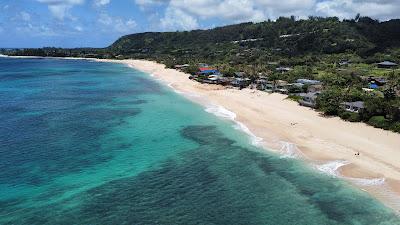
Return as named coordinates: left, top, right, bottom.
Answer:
left=292, top=83, right=304, bottom=87
left=234, top=72, right=246, bottom=77
left=378, top=61, right=398, bottom=66
left=342, top=101, right=365, bottom=108
left=369, top=83, right=379, bottom=89
left=299, top=92, right=320, bottom=98
left=276, top=80, right=288, bottom=85
left=296, top=79, right=321, bottom=85
left=199, top=67, right=216, bottom=72
left=276, top=67, right=291, bottom=71
left=175, top=64, right=190, bottom=68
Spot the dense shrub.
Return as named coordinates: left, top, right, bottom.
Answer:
left=339, top=111, right=361, bottom=122
left=316, top=88, right=342, bottom=115
left=390, top=122, right=400, bottom=133
left=368, top=116, right=390, bottom=129
left=286, top=95, right=302, bottom=101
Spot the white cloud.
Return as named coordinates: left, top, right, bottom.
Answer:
left=136, top=0, right=400, bottom=31
left=139, top=0, right=317, bottom=30
left=37, top=0, right=84, bottom=20
left=135, top=0, right=167, bottom=7
left=75, top=25, right=83, bottom=31
left=168, top=0, right=265, bottom=22
left=93, top=0, right=110, bottom=7
left=316, top=0, right=400, bottom=20
left=98, top=13, right=137, bottom=33
left=160, top=6, right=198, bottom=31
left=139, top=0, right=317, bottom=24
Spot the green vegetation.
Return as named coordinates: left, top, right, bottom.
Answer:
left=286, top=95, right=302, bottom=101
left=368, top=116, right=390, bottom=129
left=1, top=15, right=400, bottom=133
left=339, top=111, right=361, bottom=122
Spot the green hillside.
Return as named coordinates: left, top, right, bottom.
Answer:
left=108, top=16, right=400, bottom=65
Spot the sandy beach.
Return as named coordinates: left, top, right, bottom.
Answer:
left=90, top=58, right=400, bottom=212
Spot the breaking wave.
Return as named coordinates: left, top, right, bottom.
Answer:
left=315, top=160, right=386, bottom=186
left=204, top=104, right=263, bottom=147
left=279, top=141, right=304, bottom=159
left=167, top=83, right=183, bottom=94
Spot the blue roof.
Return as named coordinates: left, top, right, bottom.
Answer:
left=369, top=83, right=379, bottom=89
left=198, top=69, right=219, bottom=75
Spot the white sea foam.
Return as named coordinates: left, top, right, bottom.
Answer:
left=279, top=141, right=303, bottom=159
left=316, top=160, right=350, bottom=177
left=167, top=82, right=184, bottom=94
left=0, top=54, right=9, bottom=58
left=204, top=104, right=264, bottom=147
left=205, top=104, right=236, bottom=120
left=316, top=160, right=386, bottom=187
left=234, top=122, right=264, bottom=147
left=349, top=177, right=386, bottom=186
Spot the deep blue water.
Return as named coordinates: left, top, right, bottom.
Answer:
left=0, top=57, right=399, bottom=224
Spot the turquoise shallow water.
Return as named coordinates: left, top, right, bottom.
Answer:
left=0, top=57, right=399, bottom=224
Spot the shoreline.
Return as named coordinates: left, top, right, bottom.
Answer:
left=4, top=56, right=400, bottom=212
left=108, top=59, right=400, bottom=213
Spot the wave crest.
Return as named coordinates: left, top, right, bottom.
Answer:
left=205, top=104, right=263, bottom=147
left=316, top=160, right=386, bottom=186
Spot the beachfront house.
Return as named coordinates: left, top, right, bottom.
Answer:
left=267, top=62, right=279, bottom=66
left=262, top=81, right=274, bottom=92
left=198, top=67, right=220, bottom=76
left=275, top=80, right=290, bottom=94
left=174, top=64, right=190, bottom=70
left=341, top=101, right=365, bottom=113
left=369, top=77, right=387, bottom=86
left=296, top=79, right=321, bottom=85
left=377, top=61, right=398, bottom=69
left=287, top=82, right=304, bottom=93
left=198, top=63, right=209, bottom=68
left=218, top=77, right=234, bottom=86
left=256, top=78, right=268, bottom=90
left=338, top=60, right=350, bottom=67
left=369, top=82, right=379, bottom=89
left=234, top=72, right=246, bottom=78
left=298, top=92, right=320, bottom=108
left=231, top=78, right=251, bottom=89
left=276, top=67, right=292, bottom=73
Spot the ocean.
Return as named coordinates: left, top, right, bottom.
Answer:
left=0, top=57, right=399, bottom=224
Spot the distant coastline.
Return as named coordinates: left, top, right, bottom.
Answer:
left=3, top=55, right=400, bottom=213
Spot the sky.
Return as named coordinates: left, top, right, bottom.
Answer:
left=0, top=0, right=399, bottom=48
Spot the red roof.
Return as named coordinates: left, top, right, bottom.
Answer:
left=199, top=67, right=216, bottom=71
